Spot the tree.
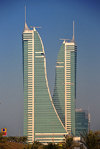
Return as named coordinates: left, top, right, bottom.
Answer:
left=63, top=135, right=73, bottom=149
left=0, top=133, right=8, bottom=149
left=80, top=130, right=100, bottom=149
left=44, top=143, right=58, bottom=149
left=0, top=133, right=7, bottom=143
left=31, top=141, right=44, bottom=149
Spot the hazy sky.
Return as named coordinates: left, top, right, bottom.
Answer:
left=0, top=0, right=100, bottom=136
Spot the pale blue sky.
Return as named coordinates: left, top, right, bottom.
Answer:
left=0, top=0, right=100, bottom=136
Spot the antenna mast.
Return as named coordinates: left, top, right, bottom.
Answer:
left=72, top=21, right=75, bottom=41
left=25, top=5, right=26, bottom=23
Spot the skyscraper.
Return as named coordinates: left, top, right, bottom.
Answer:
left=75, top=109, right=89, bottom=137
left=53, top=22, right=77, bottom=135
left=22, top=20, right=67, bottom=143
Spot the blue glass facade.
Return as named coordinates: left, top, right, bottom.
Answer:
left=75, top=109, right=89, bottom=137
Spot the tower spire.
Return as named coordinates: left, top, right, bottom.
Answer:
left=25, top=5, right=26, bottom=24
left=24, top=5, right=29, bottom=31
left=72, top=21, right=75, bottom=41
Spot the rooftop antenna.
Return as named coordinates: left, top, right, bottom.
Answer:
left=24, top=5, right=30, bottom=30
left=25, top=5, right=26, bottom=24
left=72, top=21, right=75, bottom=41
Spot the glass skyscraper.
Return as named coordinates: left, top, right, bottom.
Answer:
left=22, top=22, right=67, bottom=143
left=75, top=109, right=89, bottom=137
left=53, top=26, right=77, bottom=135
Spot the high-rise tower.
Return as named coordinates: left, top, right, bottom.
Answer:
left=22, top=20, right=67, bottom=143
left=53, top=22, right=77, bottom=135
left=75, top=109, right=89, bottom=137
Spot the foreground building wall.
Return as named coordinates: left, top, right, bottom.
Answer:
left=53, top=39, right=77, bottom=136
left=22, top=22, right=67, bottom=143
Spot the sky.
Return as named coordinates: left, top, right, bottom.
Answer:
left=0, top=0, right=100, bottom=136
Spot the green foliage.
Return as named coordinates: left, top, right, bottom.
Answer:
left=44, top=143, right=58, bottom=149
left=0, top=133, right=7, bottom=143
left=0, top=132, right=99, bottom=149
left=63, top=135, right=73, bottom=149
left=7, top=136, right=27, bottom=143
left=31, top=141, right=44, bottom=149
left=80, top=130, right=100, bottom=149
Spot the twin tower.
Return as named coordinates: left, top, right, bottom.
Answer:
left=22, top=21, right=77, bottom=143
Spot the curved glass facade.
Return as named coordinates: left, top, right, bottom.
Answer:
left=53, top=43, right=65, bottom=126
left=22, top=25, right=67, bottom=143
left=53, top=41, right=77, bottom=136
